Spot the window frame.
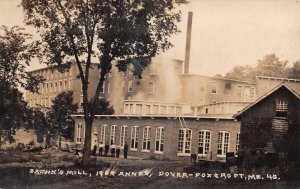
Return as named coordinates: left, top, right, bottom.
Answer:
left=155, top=127, right=164, bottom=154
left=142, top=126, right=151, bottom=152
left=217, top=131, right=230, bottom=157
left=198, top=130, right=211, bottom=156
left=110, top=125, right=116, bottom=145
left=120, top=125, right=127, bottom=149
left=130, top=126, right=139, bottom=151
left=177, top=128, right=192, bottom=156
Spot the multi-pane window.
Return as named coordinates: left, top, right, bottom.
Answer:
left=148, top=81, right=155, bottom=93
left=217, top=131, right=230, bottom=156
left=276, top=99, right=288, bottom=118
left=236, top=133, right=240, bottom=153
left=199, top=80, right=205, bottom=93
left=121, top=81, right=125, bottom=91
left=99, top=125, right=107, bottom=144
left=76, top=123, right=83, bottom=142
left=178, top=128, right=192, bottom=154
left=69, top=79, right=72, bottom=89
left=131, top=126, right=139, bottom=150
left=128, top=80, right=133, bottom=92
left=59, top=80, right=63, bottom=91
left=64, top=80, right=67, bottom=89
left=155, top=127, right=164, bottom=153
left=244, top=86, right=250, bottom=99
left=110, top=125, right=116, bottom=145
left=120, top=125, right=127, bottom=148
left=237, top=86, right=242, bottom=98
left=198, top=130, right=211, bottom=155
left=250, top=87, right=255, bottom=98
left=142, top=126, right=151, bottom=151
left=211, top=81, right=217, bottom=94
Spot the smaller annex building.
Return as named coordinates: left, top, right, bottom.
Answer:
left=73, top=115, right=240, bottom=161
left=234, top=83, right=300, bottom=166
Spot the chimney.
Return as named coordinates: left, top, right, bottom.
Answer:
left=184, top=12, right=193, bottom=74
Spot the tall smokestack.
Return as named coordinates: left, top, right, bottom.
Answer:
left=184, top=12, right=193, bottom=74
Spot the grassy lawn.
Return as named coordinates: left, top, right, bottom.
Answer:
left=0, top=149, right=299, bottom=189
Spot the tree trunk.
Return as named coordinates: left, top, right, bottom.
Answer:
left=81, top=118, right=93, bottom=165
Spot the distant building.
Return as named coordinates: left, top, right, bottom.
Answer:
left=234, top=83, right=300, bottom=166
left=26, top=59, right=257, bottom=117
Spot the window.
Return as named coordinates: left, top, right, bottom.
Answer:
left=160, top=106, right=166, bottom=114
left=136, top=104, right=143, bottom=114
left=211, top=81, right=217, bottom=94
left=142, top=126, right=151, bottom=151
left=145, top=105, right=151, bottom=114
left=59, top=80, right=62, bottom=91
left=250, top=87, right=255, bottom=98
left=64, top=80, right=67, bottom=90
left=50, top=83, right=52, bottom=92
left=178, top=128, right=192, bottom=155
left=120, top=125, right=127, bottom=148
left=76, top=123, right=83, bottom=142
left=237, top=86, right=242, bottom=98
left=155, top=127, right=164, bottom=153
left=198, top=130, right=211, bottom=155
left=236, top=133, right=240, bottom=153
left=131, top=126, right=139, bottom=150
left=80, top=96, right=84, bottom=107
left=217, top=131, right=230, bottom=156
left=199, top=99, right=204, bottom=105
left=69, top=79, right=72, bottom=89
left=148, top=81, right=155, bottom=93
left=128, top=80, right=133, bottom=92
left=244, top=86, right=250, bottom=99
left=55, top=82, right=58, bottom=92
left=110, top=125, right=116, bottom=145
left=276, top=99, right=288, bottom=118
left=199, top=80, right=205, bottom=92
left=99, top=125, right=107, bottom=144
left=121, top=81, right=125, bottom=91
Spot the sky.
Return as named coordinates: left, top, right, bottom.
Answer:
left=1, top=0, right=300, bottom=76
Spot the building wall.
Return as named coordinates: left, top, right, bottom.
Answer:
left=74, top=116, right=240, bottom=161
left=256, top=76, right=300, bottom=98
left=180, top=76, right=256, bottom=107
left=239, top=87, right=300, bottom=155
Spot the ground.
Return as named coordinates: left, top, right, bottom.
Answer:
left=0, top=149, right=299, bottom=189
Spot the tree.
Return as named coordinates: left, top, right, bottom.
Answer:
left=225, top=54, right=289, bottom=82
left=92, top=98, right=115, bottom=115
left=48, top=91, right=78, bottom=149
left=255, top=54, right=289, bottom=78
left=0, top=26, right=43, bottom=147
left=21, top=0, right=184, bottom=164
left=288, top=61, right=300, bottom=79
left=225, top=65, right=256, bottom=82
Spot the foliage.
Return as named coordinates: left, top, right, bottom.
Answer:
left=21, top=0, right=184, bottom=163
left=92, top=98, right=115, bottom=115
left=48, top=91, right=78, bottom=145
left=225, top=54, right=290, bottom=82
left=0, top=26, right=44, bottom=146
